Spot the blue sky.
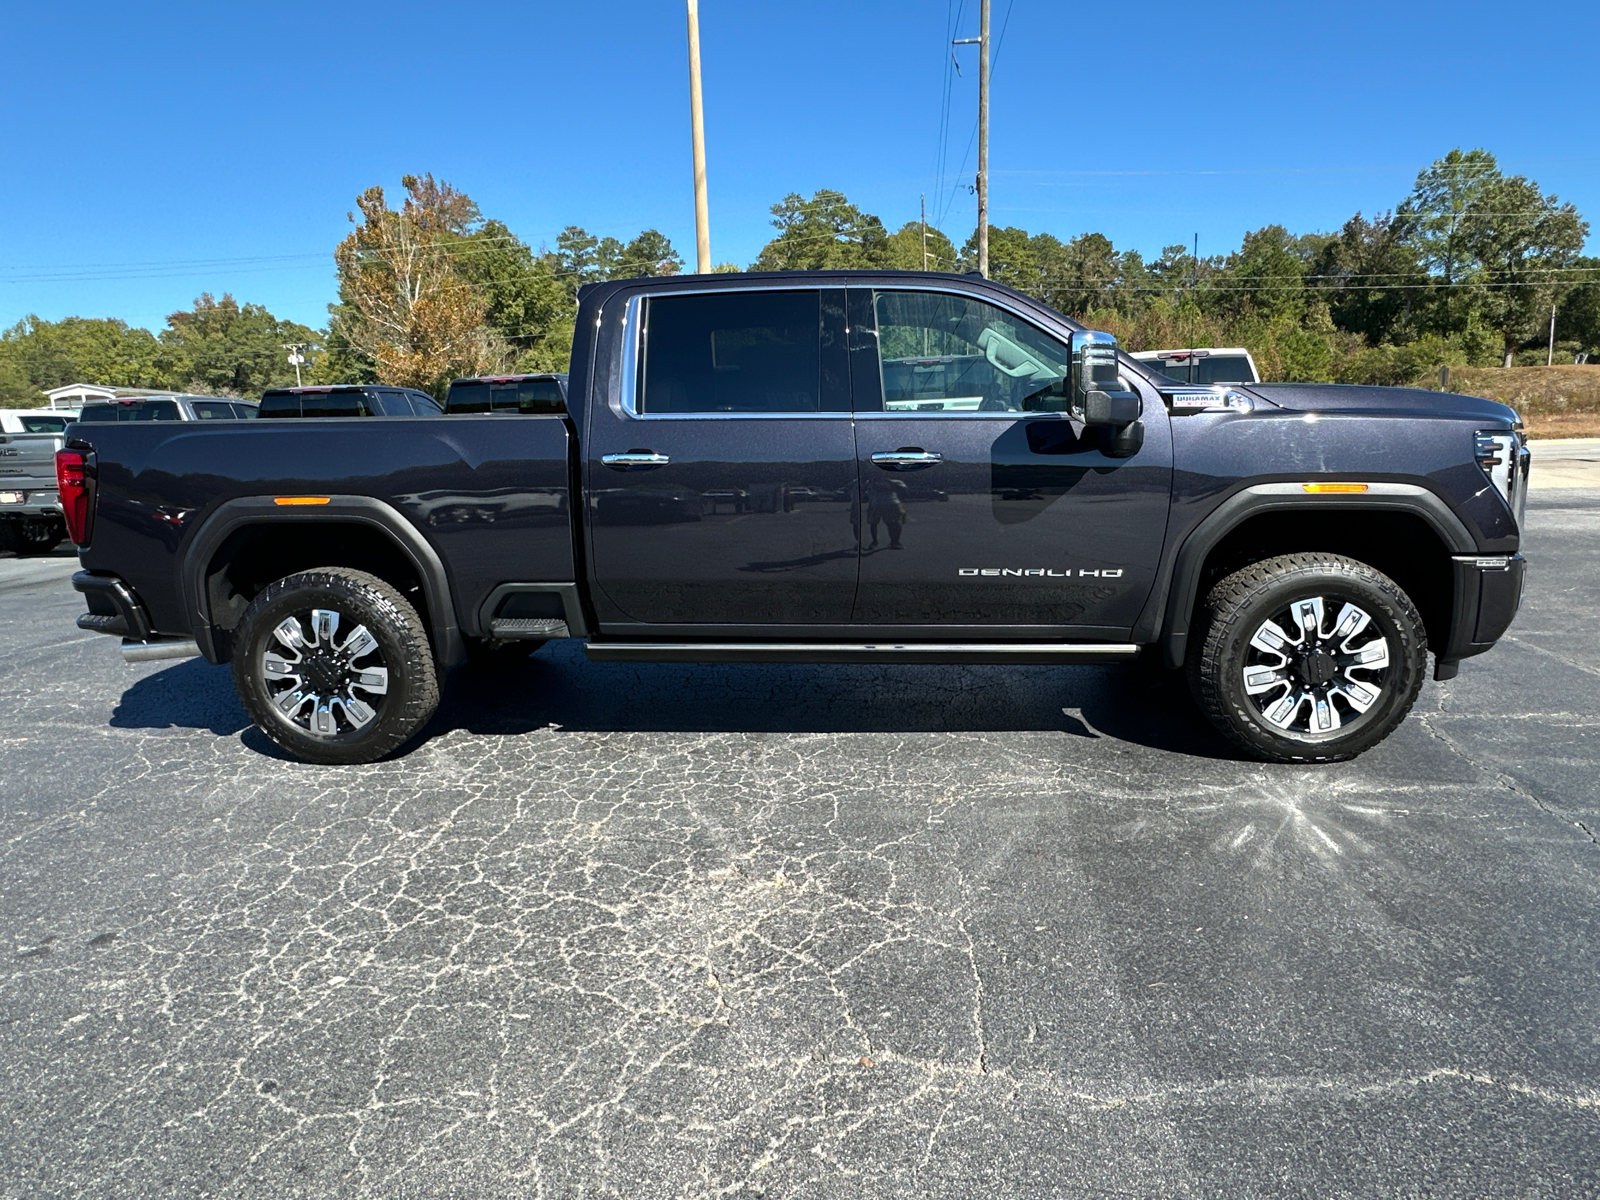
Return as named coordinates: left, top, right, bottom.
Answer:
left=5, top=0, right=1598, bottom=333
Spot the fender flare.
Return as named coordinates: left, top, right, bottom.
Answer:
left=1158, top=483, right=1476, bottom=669
left=179, top=495, right=464, bottom=666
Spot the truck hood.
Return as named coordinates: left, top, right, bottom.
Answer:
left=1243, top=382, right=1519, bottom=425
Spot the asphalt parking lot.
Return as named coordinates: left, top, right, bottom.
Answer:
left=2, top=489, right=1597, bottom=1199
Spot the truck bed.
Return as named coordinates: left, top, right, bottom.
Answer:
left=73, top=414, right=575, bottom=649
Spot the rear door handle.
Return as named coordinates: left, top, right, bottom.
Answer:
left=871, top=449, right=943, bottom=471
left=602, top=451, right=670, bottom=471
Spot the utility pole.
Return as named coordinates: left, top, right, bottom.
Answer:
left=952, top=0, right=990, bottom=277
left=1549, top=303, right=1558, bottom=366
left=686, top=0, right=711, bottom=274
left=921, top=194, right=929, bottom=270
left=978, top=0, right=990, bottom=278
left=283, top=342, right=307, bottom=388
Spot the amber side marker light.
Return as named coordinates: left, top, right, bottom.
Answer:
left=274, top=496, right=332, bottom=506
left=1302, top=482, right=1369, bottom=494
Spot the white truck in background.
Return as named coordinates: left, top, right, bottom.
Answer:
left=1131, top=347, right=1260, bottom=386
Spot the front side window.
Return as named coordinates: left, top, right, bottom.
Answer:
left=191, top=401, right=237, bottom=420
left=19, top=416, right=66, bottom=433
left=640, top=291, right=823, bottom=414
left=868, top=290, right=1071, bottom=414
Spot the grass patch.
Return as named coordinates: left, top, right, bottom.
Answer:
left=1439, top=365, right=1600, bottom=437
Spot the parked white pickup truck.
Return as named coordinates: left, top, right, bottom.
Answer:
left=1130, top=347, right=1260, bottom=386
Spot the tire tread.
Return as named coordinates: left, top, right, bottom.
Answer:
left=1188, top=552, right=1427, bottom=763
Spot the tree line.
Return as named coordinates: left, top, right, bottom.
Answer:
left=3, top=148, right=1597, bottom=406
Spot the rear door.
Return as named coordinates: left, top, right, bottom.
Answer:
left=585, top=286, right=860, bottom=628
left=847, top=286, right=1173, bottom=634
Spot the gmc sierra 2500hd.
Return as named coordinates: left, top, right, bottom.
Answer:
left=58, top=270, right=1529, bottom=765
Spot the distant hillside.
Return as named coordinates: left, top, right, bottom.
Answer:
left=1440, top=365, right=1600, bottom=439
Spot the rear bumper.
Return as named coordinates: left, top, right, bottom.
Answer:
left=1434, top=553, right=1526, bottom=679
left=72, top=571, right=154, bottom=641
left=0, top=488, right=62, bottom=518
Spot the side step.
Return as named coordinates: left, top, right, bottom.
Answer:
left=583, top=641, right=1140, bottom=665
left=490, top=617, right=569, bottom=640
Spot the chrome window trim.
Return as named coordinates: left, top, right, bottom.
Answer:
left=617, top=289, right=852, bottom=421
left=853, top=409, right=1068, bottom=420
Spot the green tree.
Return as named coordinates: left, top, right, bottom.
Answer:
left=1556, top=256, right=1600, bottom=356
left=1396, top=148, right=1501, bottom=330
left=1311, top=212, right=1428, bottom=346
left=0, top=315, right=166, bottom=406
left=753, top=190, right=890, bottom=270
left=1227, top=225, right=1307, bottom=322
left=160, top=293, right=321, bottom=397
left=882, top=221, right=957, bottom=272
left=615, top=230, right=684, bottom=278
left=450, top=219, right=572, bottom=372
left=1462, top=175, right=1589, bottom=365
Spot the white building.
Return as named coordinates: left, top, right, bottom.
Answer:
left=43, top=383, right=184, bottom=411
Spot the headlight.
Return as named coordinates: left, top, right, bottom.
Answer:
left=1475, top=428, right=1529, bottom=528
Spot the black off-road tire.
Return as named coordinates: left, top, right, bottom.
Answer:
left=231, top=568, right=439, bottom=765
left=1188, top=552, right=1428, bottom=763
left=1, top=517, right=65, bottom=555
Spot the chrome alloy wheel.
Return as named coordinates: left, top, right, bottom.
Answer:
left=1241, top=595, right=1391, bottom=738
left=260, top=608, right=389, bottom=738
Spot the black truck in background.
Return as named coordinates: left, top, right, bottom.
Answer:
left=58, top=270, right=1529, bottom=765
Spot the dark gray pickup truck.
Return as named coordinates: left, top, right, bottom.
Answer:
left=58, top=270, right=1529, bottom=765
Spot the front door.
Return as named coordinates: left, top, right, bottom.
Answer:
left=586, top=286, right=861, bottom=628
left=847, top=287, right=1173, bottom=633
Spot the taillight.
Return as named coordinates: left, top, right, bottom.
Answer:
left=56, top=448, right=94, bottom=546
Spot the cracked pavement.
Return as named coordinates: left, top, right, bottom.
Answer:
left=3, top=491, right=1598, bottom=1198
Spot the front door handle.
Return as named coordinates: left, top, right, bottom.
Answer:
left=602, top=451, right=670, bottom=471
left=871, top=449, right=943, bottom=471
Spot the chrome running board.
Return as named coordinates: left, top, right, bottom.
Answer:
left=582, top=641, right=1140, bottom=665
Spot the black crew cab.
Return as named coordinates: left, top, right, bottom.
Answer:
left=59, top=270, right=1529, bottom=765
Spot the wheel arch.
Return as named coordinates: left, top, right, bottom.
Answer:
left=180, top=496, right=464, bottom=667
left=1160, top=485, right=1475, bottom=669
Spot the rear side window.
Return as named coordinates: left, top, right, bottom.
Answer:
left=640, top=291, right=822, bottom=413
left=77, top=405, right=117, bottom=422
left=258, top=392, right=299, bottom=418
left=371, top=391, right=414, bottom=416
left=445, top=381, right=491, bottom=413
left=191, top=401, right=238, bottom=420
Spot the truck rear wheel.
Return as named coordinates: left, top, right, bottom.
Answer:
left=0, top=517, right=65, bottom=556
left=231, top=567, right=439, bottom=765
left=1188, top=553, right=1427, bottom=763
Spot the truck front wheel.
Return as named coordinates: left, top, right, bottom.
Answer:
left=231, top=567, right=440, bottom=765
left=1188, top=553, right=1428, bottom=763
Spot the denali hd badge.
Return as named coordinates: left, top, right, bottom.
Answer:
left=959, top=568, right=1124, bottom=577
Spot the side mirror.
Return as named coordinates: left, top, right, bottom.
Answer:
left=1070, top=330, right=1141, bottom=427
